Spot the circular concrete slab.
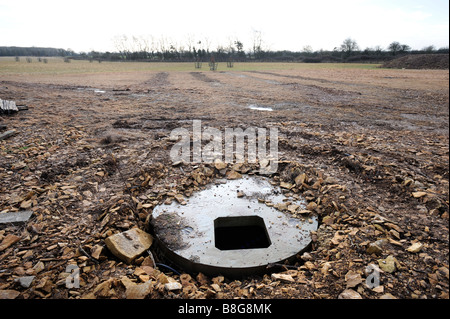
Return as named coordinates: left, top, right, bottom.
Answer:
left=151, top=175, right=318, bottom=277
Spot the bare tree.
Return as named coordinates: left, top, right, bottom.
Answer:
left=388, top=41, right=402, bottom=55
left=302, top=45, right=313, bottom=54
left=113, top=35, right=130, bottom=60
left=235, top=40, right=244, bottom=53
left=158, top=36, right=169, bottom=60
left=203, top=36, right=212, bottom=54
left=252, top=29, right=264, bottom=59
left=340, top=38, right=359, bottom=57
left=374, top=45, right=383, bottom=55
left=225, top=37, right=236, bottom=56
left=185, top=34, right=196, bottom=59
left=422, top=45, right=435, bottom=53
left=400, top=44, right=411, bottom=53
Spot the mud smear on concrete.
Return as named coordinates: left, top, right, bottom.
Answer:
left=152, top=213, right=191, bottom=251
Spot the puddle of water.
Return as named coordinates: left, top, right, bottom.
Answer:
left=248, top=104, right=273, bottom=112
left=76, top=87, right=106, bottom=94
left=264, top=80, right=280, bottom=85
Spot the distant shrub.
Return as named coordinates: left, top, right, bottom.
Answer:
left=346, top=55, right=376, bottom=62
left=320, top=55, right=343, bottom=62
left=302, top=57, right=323, bottom=63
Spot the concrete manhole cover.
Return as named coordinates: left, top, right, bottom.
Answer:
left=151, top=175, right=318, bottom=277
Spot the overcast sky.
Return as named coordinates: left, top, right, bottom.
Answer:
left=0, top=0, right=448, bottom=53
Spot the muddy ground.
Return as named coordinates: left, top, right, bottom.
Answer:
left=0, top=65, right=448, bottom=300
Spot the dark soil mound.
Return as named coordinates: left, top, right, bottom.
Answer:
left=381, top=54, right=449, bottom=70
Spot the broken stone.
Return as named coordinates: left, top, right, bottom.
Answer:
left=294, top=173, right=306, bottom=185
left=389, top=229, right=401, bottom=240
left=338, top=289, right=362, bottom=299
left=0, top=211, right=33, bottom=225
left=406, top=242, right=423, bottom=253
left=211, top=283, right=221, bottom=292
left=33, top=261, right=45, bottom=274
left=384, top=222, right=403, bottom=233
left=300, top=252, right=313, bottom=261
left=378, top=255, right=398, bottom=273
left=288, top=204, right=300, bottom=213
left=320, top=262, right=331, bottom=275
left=372, top=214, right=388, bottom=224
left=15, top=276, right=35, bottom=288
left=121, top=276, right=153, bottom=299
left=304, top=261, right=316, bottom=270
left=345, top=270, right=363, bottom=288
left=90, top=245, right=104, bottom=260
left=214, top=160, right=227, bottom=170
left=105, top=228, right=153, bottom=264
left=366, top=242, right=383, bottom=255
left=271, top=273, right=295, bottom=283
left=174, top=194, right=187, bottom=205
left=372, top=285, right=384, bottom=293
left=0, top=290, right=20, bottom=299
left=323, top=176, right=338, bottom=184
left=322, top=216, right=334, bottom=225
left=380, top=293, right=397, bottom=299
left=35, top=276, right=53, bottom=293
left=0, top=129, right=17, bottom=141
left=196, top=273, right=209, bottom=286
left=88, top=278, right=117, bottom=298
left=226, top=170, right=242, bottom=180
left=157, top=273, right=169, bottom=284
left=0, top=234, right=21, bottom=252
left=165, top=281, right=182, bottom=291
left=141, top=256, right=155, bottom=268
left=412, top=191, right=427, bottom=198
left=280, top=182, right=293, bottom=189
left=331, top=231, right=345, bottom=246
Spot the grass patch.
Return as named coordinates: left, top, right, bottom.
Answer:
left=0, top=56, right=381, bottom=75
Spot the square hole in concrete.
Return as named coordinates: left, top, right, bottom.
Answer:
left=214, top=216, right=271, bottom=250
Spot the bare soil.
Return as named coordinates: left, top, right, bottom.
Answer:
left=382, top=54, right=449, bottom=70
left=0, top=65, right=448, bottom=300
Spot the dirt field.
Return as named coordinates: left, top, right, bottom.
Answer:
left=0, top=60, right=448, bottom=300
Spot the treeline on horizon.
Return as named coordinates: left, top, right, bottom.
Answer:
left=1, top=39, right=449, bottom=63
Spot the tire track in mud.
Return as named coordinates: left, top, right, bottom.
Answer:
left=217, top=70, right=362, bottom=107
left=143, top=72, right=171, bottom=88
left=245, top=70, right=362, bottom=100
left=216, top=71, right=447, bottom=134
left=189, top=72, right=221, bottom=83
left=248, top=70, right=357, bottom=86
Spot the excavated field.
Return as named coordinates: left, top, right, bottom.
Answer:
left=0, top=63, right=448, bottom=300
